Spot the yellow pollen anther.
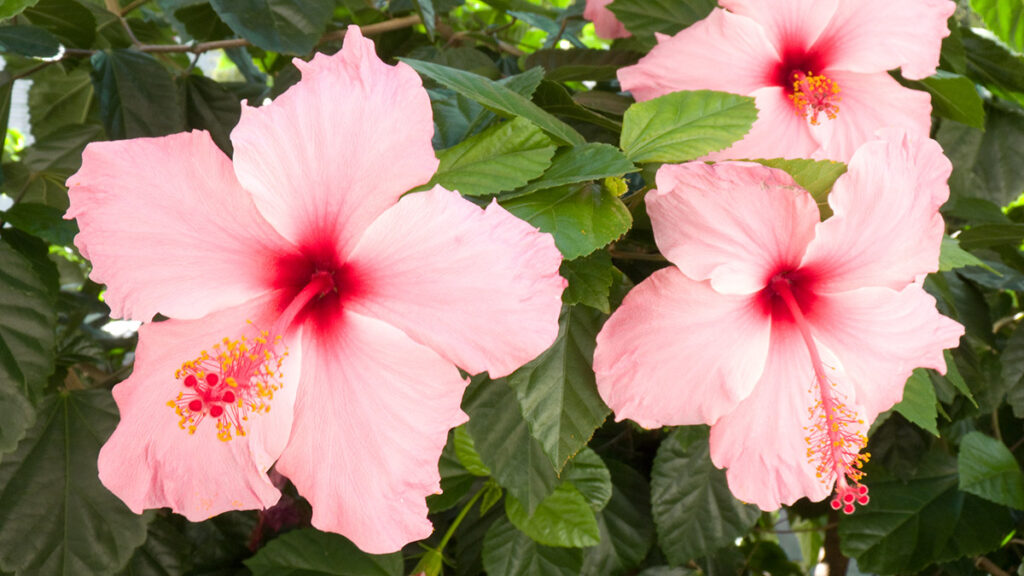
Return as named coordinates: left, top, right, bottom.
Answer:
left=168, top=327, right=288, bottom=442
left=789, top=72, right=841, bottom=126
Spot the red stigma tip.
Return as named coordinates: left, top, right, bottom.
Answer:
left=184, top=375, right=197, bottom=387
left=222, top=391, right=236, bottom=403
left=209, top=405, right=224, bottom=418
left=188, top=399, right=203, bottom=412
left=206, top=373, right=219, bottom=387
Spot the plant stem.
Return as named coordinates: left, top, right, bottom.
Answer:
left=438, top=486, right=485, bottom=551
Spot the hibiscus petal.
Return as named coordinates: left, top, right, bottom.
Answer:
left=649, top=161, right=818, bottom=294
left=720, top=0, right=838, bottom=52
left=808, top=70, right=932, bottom=162
left=230, top=26, right=438, bottom=257
left=708, top=324, right=840, bottom=509
left=584, top=0, right=630, bottom=39
left=809, top=285, right=964, bottom=422
left=275, top=311, right=468, bottom=554
left=799, top=131, right=951, bottom=292
left=816, top=0, right=954, bottom=79
left=347, top=186, right=565, bottom=378
left=704, top=86, right=821, bottom=161
left=97, top=295, right=301, bottom=520
left=66, top=131, right=288, bottom=321
left=617, top=9, right=777, bottom=101
left=594, top=267, right=771, bottom=428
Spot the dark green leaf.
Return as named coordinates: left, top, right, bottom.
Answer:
left=904, top=71, right=986, bottom=129
left=209, top=0, right=333, bottom=54
left=91, top=50, right=184, bottom=139
left=0, top=26, right=59, bottom=57
left=531, top=81, right=622, bottom=133
left=970, top=0, right=1024, bottom=53
left=179, top=74, right=241, bottom=155
left=958, top=223, right=1024, bottom=250
left=428, top=117, right=556, bottom=196
left=454, top=425, right=491, bottom=477
left=752, top=157, right=846, bottom=218
left=413, top=0, right=436, bottom=39
left=167, top=2, right=235, bottom=42
left=944, top=350, right=975, bottom=407
left=892, top=369, right=939, bottom=436
left=20, top=0, right=95, bottom=49
left=560, top=252, right=615, bottom=313
left=0, top=0, right=39, bottom=20
left=939, top=235, right=987, bottom=271
left=958, top=431, right=1024, bottom=510
left=429, top=431, right=476, bottom=513
left=28, top=65, right=97, bottom=139
left=502, top=181, right=632, bottom=259
left=561, top=448, right=612, bottom=510
left=463, top=377, right=559, bottom=515
left=0, top=241, right=55, bottom=405
left=581, top=460, right=655, bottom=576
left=620, top=90, right=757, bottom=164
left=1, top=123, right=101, bottom=210
left=517, top=143, right=638, bottom=197
left=2, top=203, right=77, bottom=246
left=607, top=0, right=715, bottom=38
left=245, top=528, right=402, bottom=575
left=651, top=428, right=760, bottom=565
left=402, top=59, right=586, bottom=146
left=482, top=515, right=583, bottom=576
left=505, top=482, right=601, bottom=547
left=839, top=449, right=1013, bottom=574
left=507, top=305, right=610, bottom=472
left=116, top=517, right=193, bottom=576
left=0, top=390, right=151, bottom=576
left=962, top=27, right=1024, bottom=102
left=523, top=49, right=640, bottom=83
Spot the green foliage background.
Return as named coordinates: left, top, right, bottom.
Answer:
left=1, top=0, right=1024, bottom=575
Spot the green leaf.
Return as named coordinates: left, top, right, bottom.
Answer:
left=839, top=449, right=1013, bottom=574
left=161, top=1, right=235, bottom=42
left=581, top=460, right=656, bottom=576
left=944, top=350, right=976, bottom=407
left=507, top=305, right=610, bottom=472
left=454, top=425, right=492, bottom=477
left=1, top=123, right=101, bottom=210
left=0, top=390, right=151, bottom=576
left=516, top=143, right=638, bottom=197
left=0, top=26, right=59, bottom=57
left=482, top=515, right=583, bottom=576
left=523, top=49, right=640, bottom=83
left=116, top=517, right=193, bottom=576
left=91, top=50, right=184, bottom=140
left=751, top=157, right=847, bottom=218
left=179, top=74, right=241, bottom=155
left=0, top=0, right=39, bottom=20
left=0, top=241, right=55, bottom=407
left=428, top=117, right=555, bottom=196
left=245, top=528, right=402, bottom=575
left=970, top=0, right=1024, bottom=53
left=402, top=59, right=586, bottom=146
left=651, top=428, right=760, bottom=565
left=962, top=27, right=1024, bottom=103
left=531, top=81, right=623, bottom=133
left=505, top=483, right=601, bottom=548
left=561, top=448, right=613, bottom=510
left=560, top=252, right=615, bottom=313
left=892, top=369, right=939, bottom=436
left=463, top=377, right=559, bottom=515
left=2, top=203, right=77, bottom=246
left=20, top=0, right=95, bottom=49
left=28, top=65, right=97, bottom=139
left=412, top=0, right=436, bottom=40
left=209, top=0, right=332, bottom=54
left=620, top=90, right=757, bottom=164
left=958, top=431, right=1024, bottom=510
left=905, top=71, right=985, bottom=129
left=958, top=223, right=1024, bottom=250
left=429, top=431, right=476, bottom=513
left=501, top=181, right=632, bottom=259
left=607, top=0, right=715, bottom=38
left=940, top=235, right=988, bottom=271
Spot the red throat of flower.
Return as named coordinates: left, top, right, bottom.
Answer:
left=770, top=276, right=871, bottom=514
left=168, top=272, right=336, bottom=441
left=788, top=71, right=841, bottom=126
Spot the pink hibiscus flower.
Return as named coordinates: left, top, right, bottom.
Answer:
left=584, top=0, right=630, bottom=40
left=593, top=131, right=964, bottom=511
left=617, top=0, right=955, bottom=162
left=65, top=27, right=565, bottom=553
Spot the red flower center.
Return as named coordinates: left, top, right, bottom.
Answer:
left=771, top=49, right=841, bottom=126
left=272, top=239, right=363, bottom=332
